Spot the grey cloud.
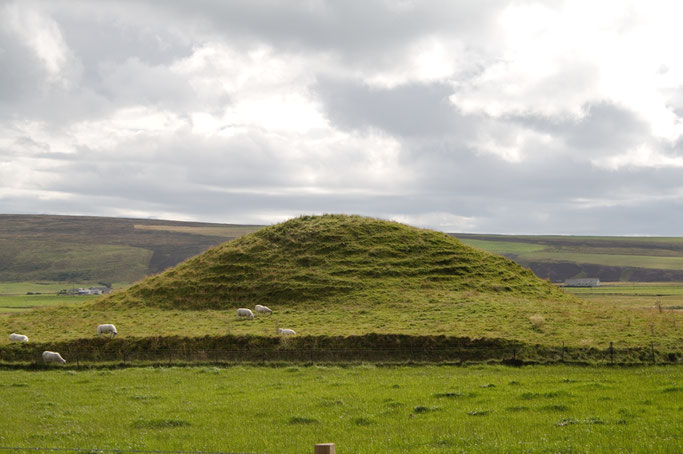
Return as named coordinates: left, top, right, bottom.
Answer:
left=315, top=78, right=474, bottom=137
left=2, top=0, right=683, bottom=236
left=155, top=0, right=507, bottom=56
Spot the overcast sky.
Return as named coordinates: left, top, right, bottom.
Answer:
left=2, top=0, right=683, bottom=234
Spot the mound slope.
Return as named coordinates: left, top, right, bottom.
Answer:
left=104, top=215, right=566, bottom=310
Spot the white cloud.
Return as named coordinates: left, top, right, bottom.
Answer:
left=3, top=0, right=683, bottom=234
left=450, top=1, right=683, bottom=142
left=391, top=212, right=480, bottom=232
left=2, top=2, right=80, bottom=88
left=593, top=145, right=683, bottom=170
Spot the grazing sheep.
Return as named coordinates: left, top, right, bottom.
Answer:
left=254, top=304, right=273, bottom=315
left=236, top=308, right=255, bottom=320
left=276, top=321, right=295, bottom=336
left=277, top=328, right=296, bottom=336
left=42, top=351, right=66, bottom=365
left=97, top=324, right=118, bottom=337
left=9, top=333, right=29, bottom=342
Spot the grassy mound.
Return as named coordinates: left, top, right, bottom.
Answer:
left=104, top=214, right=566, bottom=310
left=3, top=215, right=680, bottom=350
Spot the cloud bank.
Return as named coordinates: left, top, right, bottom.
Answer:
left=2, top=0, right=683, bottom=234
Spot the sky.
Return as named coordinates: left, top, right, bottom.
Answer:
left=2, top=0, right=683, bottom=235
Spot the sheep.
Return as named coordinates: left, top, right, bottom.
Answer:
left=42, top=351, right=66, bottom=365
left=236, top=308, right=254, bottom=320
left=9, top=333, right=29, bottom=342
left=254, top=304, right=273, bottom=315
left=275, top=320, right=295, bottom=336
left=97, top=324, right=118, bottom=337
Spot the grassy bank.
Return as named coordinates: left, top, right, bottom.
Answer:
left=0, top=365, right=680, bottom=453
left=0, top=333, right=679, bottom=366
left=1, top=289, right=680, bottom=350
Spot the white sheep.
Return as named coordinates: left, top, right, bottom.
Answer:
left=9, top=333, right=29, bottom=342
left=277, top=328, right=296, bottom=336
left=97, top=324, right=118, bottom=337
left=254, top=304, right=273, bottom=315
left=275, top=321, right=295, bottom=336
left=42, top=351, right=66, bottom=365
left=236, top=308, right=254, bottom=320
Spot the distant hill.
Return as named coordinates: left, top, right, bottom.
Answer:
left=105, top=214, right=565, bottom=310
left=3, top=214, right=682, bottom=286
left=455, top=233, right=683, bottom=282
left=0, top=214, right=260, bottom=284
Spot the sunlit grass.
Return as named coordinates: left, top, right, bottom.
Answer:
left=0, top=365, right=680, bottom=453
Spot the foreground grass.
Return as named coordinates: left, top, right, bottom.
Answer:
left=0, top=365, right=680, bottom=453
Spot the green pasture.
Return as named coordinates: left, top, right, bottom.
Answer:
left=458, top=239, right=547, bottom=255
left=0, top=295, right=97, bottom=314
left=522, top=251, right=683, bottom=270
left=0, top=365, right=679, bottom=453
left=458, top=236, right=683, bottom=272
left=567, top=283, right=683, bottom=295
left=133, top=223, right=258, bottom=238
left=0, top=289, right=680, bottom=350
left=0, top=241, right=153, bottom=283
left=565, top=283, right=683, bottom=310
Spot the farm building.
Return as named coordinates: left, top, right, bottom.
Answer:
left=564, top=278, right=600, bottom=287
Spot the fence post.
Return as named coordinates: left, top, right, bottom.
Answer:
left=651, top=342, right=656, bottom=364
left=609, top=341, right=614, bottom=364
left=315, top=443, right=336, bottom=454
left=561, top=342, right=565, bottom=362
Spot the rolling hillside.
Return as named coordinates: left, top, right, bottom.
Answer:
left=456, top=233, right=683, bottom=282
left=3, top=214, right=683, bottom=286
left=3, top=214, right=679, bottom=352
left=0, top=214, right=259, bottom=284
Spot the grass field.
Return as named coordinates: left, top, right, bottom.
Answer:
left=133, top=224, right=258, bottom=238
left=0, top=288, right=679, bottom=350
left=458, top=234, right=683, bottom=282
left=565, top=282, right=683, bottom=311
left=460, top=239, right=683, bottom=271
left=0, top=295, right=96, bottom=314
left=0, top=365, right=680, bottom=453
left=0, top=214, right=259, bottom=284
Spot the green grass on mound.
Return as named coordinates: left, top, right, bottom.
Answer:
left=105, top=214, right=565, bottom=310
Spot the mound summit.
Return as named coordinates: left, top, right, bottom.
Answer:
left=104, top=214, right=566, bottom=310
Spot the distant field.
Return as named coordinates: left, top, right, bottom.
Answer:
left=522, top=251, right=683, bottom=270
left=0, top=365, right=679, bottom=453
left=0, top=215, right=259, bottom=284
left=458, top=239, right=547, bottom=254
left=0, top=295, right=96, bottom=314
left=0, top=241, right=153, bottom=283
left=133, top=224, right=259, bottom=238
left=458, top=234, right=683, bottom=282
left=460, top=239, right=683, bottom=270
left=564, top=283, right=683, bottom=311
left=567, top=282, right=683, bottom=295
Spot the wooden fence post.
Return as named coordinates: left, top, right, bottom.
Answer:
left=561, top=342, right=565, bottom=362
left=609, top=341, right=614, bottom=364
left=315, top=443, right=336, bottom=454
